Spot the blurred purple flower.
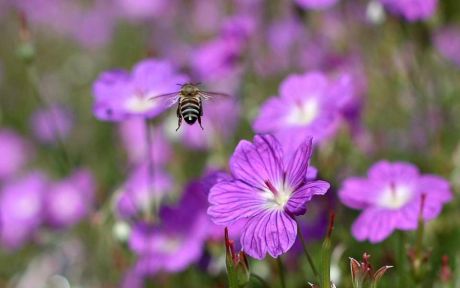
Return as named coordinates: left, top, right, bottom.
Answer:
left=339, top=161, right=452, bottom=243
left=128, top=189, right=209, bottom=275
left=191, top=16, right=254, bottom=82
left=379, top=0, right=437, bottom=21
left=434, top=26, right=460, bottom=67
left=295, top=0, right=339, bottom=10
left=71, top=4, right=116, bottom=49
left=115, top=165, right=173, bottom=219
left=168, top=98, right=240, bottom=150
left=253, top=71, right=354, bottom=152
left=0, top=172, right=47, bottom=250
left=14, top=0, right=116, bottom=49
left=208, top=135, right=330, bottom=259
left=190, top=0, right=224, bottom=35
left=191, top=38, right=244, bottom=82
left=44, top=169, right=95, bottom=229
left=119, top=119, right=172, bottom=165
left=0, top=129, right=32, bottom=180
left=254, top=17, right=305, bottom=76
left=30, top=104, right=73, bottom=144
left=187, top=171, right=244, bottom=241
left=116, top=0, right=168, bottom=20
left=92, top=59, right=188, bottom=121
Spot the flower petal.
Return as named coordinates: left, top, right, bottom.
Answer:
left=92, top=69, right=132, bottom=121
left=240, top=210, right=297, bottom=259
left=286, top=180, right=330, bottom=215
left=230, top=135, right=283, bottom=189
left=351, top=208, right=396, bottom=243
left=338, top=177, right=374, bottom=209
left=285, top=137, right=313, bottom=189
left=207, top=180, right=267, bottom=225
left=253, top=97, right=291, bottom=133
left=418, top=175, right=453, bottom=204
left=368, top=161, right=419, bottom=183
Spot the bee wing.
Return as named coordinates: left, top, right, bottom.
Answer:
left=199, top=91, right=231, bottom=101
left=149, top=92, right=181, bottom=108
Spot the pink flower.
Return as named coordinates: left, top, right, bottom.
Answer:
left=208, top=135, right=329, bottom=259
left=339, top=161, right=452, bottom=243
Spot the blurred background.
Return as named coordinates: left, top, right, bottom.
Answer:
left=1, top=0, right=460, bottom=287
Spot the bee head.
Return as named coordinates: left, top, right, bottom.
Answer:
left=181, top=83, right=200, bottom=96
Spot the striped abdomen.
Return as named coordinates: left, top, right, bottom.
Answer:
left=180, top=97, right=201, bottom=125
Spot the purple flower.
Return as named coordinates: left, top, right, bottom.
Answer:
left=14, top=0, right=116, bottom=49
left=0, top=129, right=32, bottom=180
left=191, top=16, right=254, bottom=82
left=116, top=0, right=168, bottom=20
left=92, top=59, right=188, bottom=121
left=0, top=172, right=47, bottom=250
left=127, top=187, right=209, bottom=275
left=191, top=38, right=244, bottom=82
left=44, top=169, right=95, bottom=229
left=186, top=171, right=244, bottom=241
left=379, top=0, right=437, bottom=21
left=208, top=135, right=330, bottom=259
left=339, top=161, right=452, bottom=243
left=295, top=0, right=339, bottom=10
left=115, top=165, right=173, bottom=219
left=434, top=26, right=460, bottom=67
left=253, top=72, right=352, bottom=152
left=30, top=104, right=73, bottom=144
left=119, top=119, right=172, bottom=165
left=262, top=18, right=305, bottom=75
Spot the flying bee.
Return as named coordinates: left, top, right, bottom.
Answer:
left=149, top=83, right=230, bottom=131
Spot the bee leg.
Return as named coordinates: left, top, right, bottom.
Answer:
left=198, top=116, right=204, bottom=130
left=175, top=104, right=182, bottom=131
left=176, top=116, right=182, bottom=131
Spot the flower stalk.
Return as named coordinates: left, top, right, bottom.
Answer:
left=409, top=194, right=430, bottom=282
left=296, top=218, right=319, bottom=281
left=144, top=118, right=158, bottom=222
left=225, top=227, right=250, bottom=288
left=321, top=211, right=335, bottom=288
left=17, top=11, right=72, bottom=174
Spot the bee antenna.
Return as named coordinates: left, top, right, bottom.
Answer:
left=176, top=83, right=183, bottom=86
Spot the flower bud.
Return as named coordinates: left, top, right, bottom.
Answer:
left=225, top=227, right=250, bottom=288
left=349, top=253, right=392, bottom=288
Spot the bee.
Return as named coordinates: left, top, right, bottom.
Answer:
left=149, top=83, right=230, bottom=131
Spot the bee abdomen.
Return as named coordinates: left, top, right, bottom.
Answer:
left=180, top=99, right=201, bottom=125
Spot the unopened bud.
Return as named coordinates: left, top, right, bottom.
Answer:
left=224, top=227, right=250, bottom=288
left=16, top=11, right=35, bottom=64
left=17, top=43, right=35, bottom=63
left=349, top=253, right=392, bottom=288
left=440, top=255, right=453, bottom=283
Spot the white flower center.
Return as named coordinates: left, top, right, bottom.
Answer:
left=51, top=188, right=81, bottom=219
left=155, top=236, right=182, bottom=253
left=378, top=184, right=413, bottom=209
left=286, top=98, right=319, bottom=125
left=125, top=92, right=157, bottom=113
left=15, top=195, right=41, bottom=220
left=261, top=181, right=292, bottom=210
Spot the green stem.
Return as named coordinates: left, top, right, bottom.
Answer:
left=276, top=257, right=286, bottom=288
left=321, top=212, right=335, bottom=288
left=397, top=232, right=407, bottom=287
left=250, top=274, right=271, bottom=288
left=321, top=238, right=331, bottom=288
left=296, top=218, right=319, bottom=281
left=144, top=119, right=157, bottom=221
left=26, top=65, right=72, bottom=172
